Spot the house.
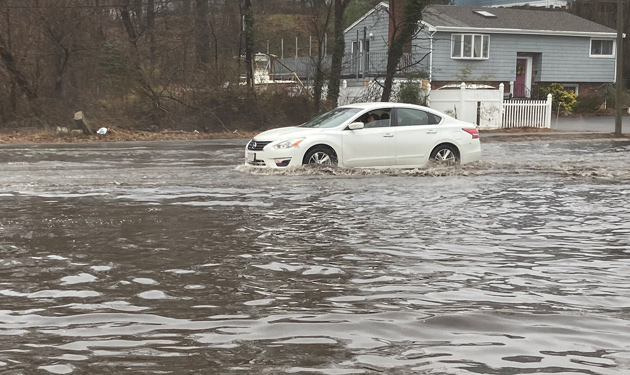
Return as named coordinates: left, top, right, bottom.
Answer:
left=343, top=3, right=618, bottom=98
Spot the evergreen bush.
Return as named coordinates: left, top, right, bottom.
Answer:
left=540, top=83, right=577, bottom=112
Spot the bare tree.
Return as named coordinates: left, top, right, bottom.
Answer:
left=119, top=0, right=165, bottom=112
left=327, top=0, right=351, bottom=105
left=133, top=0, right=144, bottom=25
left=147, top=0, right=156, bottom=63
left=306, top=2, right=333, bottom=109
left=195, top=0, right=211, bottom=67
left=242, top=0, right=255, bottom=87
left=381, top=0, right=427, bottom=102
left=0, top=0, right=321, bottom=130
left=0, top=2, right=40, bottom=118
left=0, top=35, right=38, bottom=105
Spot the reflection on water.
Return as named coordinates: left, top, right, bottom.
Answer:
left=0, top=138, right=629, bottom=374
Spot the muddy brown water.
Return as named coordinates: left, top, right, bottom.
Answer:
left=1, top=138, right=629, bottom=374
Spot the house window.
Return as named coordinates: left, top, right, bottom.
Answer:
left=562, top=84, right=579, bottom=95
left=590, top=39, right=614, bottom=57
left=451, top=34, right=489, bottom=59
left=351, top=40, right=369, bottom=54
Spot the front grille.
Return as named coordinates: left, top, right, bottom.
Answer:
left=247, top=140, right=271, bottom=151
left=247, top=160, right=266, bottom=166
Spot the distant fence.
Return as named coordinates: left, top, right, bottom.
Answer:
left=273, top=52, right=427, bottom=80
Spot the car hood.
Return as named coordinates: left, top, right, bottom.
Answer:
left=253, top=126, right=326, bottom=141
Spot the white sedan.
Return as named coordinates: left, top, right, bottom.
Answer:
left=244, top=102, right=481, bottom=169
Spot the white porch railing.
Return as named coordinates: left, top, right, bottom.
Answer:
left=502, top=94, right=553, bottom=128
left=273, top=52, right=427, bottom=80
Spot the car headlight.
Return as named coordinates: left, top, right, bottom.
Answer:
left=273, top=138, right=304, bottom=149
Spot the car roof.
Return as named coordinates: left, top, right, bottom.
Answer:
left=338, top=102, right=435, bottom=112
left=338, top=102, right=462, bottom=123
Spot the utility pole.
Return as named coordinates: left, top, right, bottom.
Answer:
left=615, top=0, right=623, bottom=136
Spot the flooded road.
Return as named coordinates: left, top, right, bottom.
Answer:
left=1, top=137, right=629, bottom=374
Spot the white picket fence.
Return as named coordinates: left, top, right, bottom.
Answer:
left=502, top=95, right=553, bottom=129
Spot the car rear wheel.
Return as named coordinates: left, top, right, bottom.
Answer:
left=430, top=145, right=459, bottom=165
left=303, top=146, right=337, bottom=166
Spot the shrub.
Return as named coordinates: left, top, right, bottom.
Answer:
left=540, top=83, right=577, bottom=112
left=191, top=86, right=315, bottom=132
left=574, top=94, right=604, bottom=113
left=600, top=83, right=630, bottom=109
left=398, top=80, right=427, bottom=106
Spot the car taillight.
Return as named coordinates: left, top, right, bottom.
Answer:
left=463, top=128, right=479, bottom=139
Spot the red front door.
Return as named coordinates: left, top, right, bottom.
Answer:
left=514, top=58, right=527, bottom=98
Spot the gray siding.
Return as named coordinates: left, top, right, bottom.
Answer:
left=429, top=32, right=615, bottom=83
left=412, top=27, right=434, bottom=74
left=344, top=6, right=390, bottom=55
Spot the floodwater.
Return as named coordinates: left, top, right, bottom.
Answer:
left=0, top=137, right=629, bottom=374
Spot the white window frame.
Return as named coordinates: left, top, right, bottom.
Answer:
left=589, top=39, right=615, bottom=58
left=351, top=40, right=369, bottom=54
left=562, top=84, right=579, bottom=96
left=451, top=34, right=490, bottom=60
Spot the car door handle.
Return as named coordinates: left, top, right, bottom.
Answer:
left=426, top=130, right=437, bottom=134
left=383, top=133, right=394, bottom=138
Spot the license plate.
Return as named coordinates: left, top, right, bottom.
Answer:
left=246, top=152, right=255, bottom=162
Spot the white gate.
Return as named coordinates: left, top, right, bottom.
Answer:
left=502, top=94, right=553, bottom=128
left=429, top=83, right=503, bottom=129
left=428, top=83, right=553, bottom=129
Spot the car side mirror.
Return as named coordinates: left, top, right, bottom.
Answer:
left=347, top=122, right=364, bottom=130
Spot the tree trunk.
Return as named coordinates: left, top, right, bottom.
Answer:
left=327, top=0, right=350, bottom=106
left=147, top=0, right=156, bottom=63
left=309, top=3, right=332, bottom=110
left=313, top=57, right=325, bottom=109
left=45, top=25, right=70, bottom=97
left=243, top=0, right=255, bottom=88
left=382, top=0, right=427, bottom=102
left=133, top=0, right=143, bottom=26
left=0, top=44, right=37, bottom=101
left=119, top=1, right=161, bottom=111
left=195, top=0, right=211, bottom=67
left=181, top=0, right=193, bottom=14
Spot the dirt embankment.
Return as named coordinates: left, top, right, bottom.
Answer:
left=0, top=127, right=258, bottom=144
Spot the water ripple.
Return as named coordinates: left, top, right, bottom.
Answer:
left=1, top=139, right=629, bottom=373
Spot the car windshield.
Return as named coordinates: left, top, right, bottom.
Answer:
left=299, top=108, right=361, bottom=128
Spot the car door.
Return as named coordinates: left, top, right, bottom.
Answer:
left=392, top=108, right=443, bottom=166
left=342, top=109, right=395, bottom=167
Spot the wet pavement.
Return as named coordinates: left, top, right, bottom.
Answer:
left=552, top=115, right=630, bottom=132
left=1, top=136, right=630, bottom=374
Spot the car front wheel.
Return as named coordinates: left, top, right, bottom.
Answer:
left=430, top=145, right=459, bottom=165
left=303, top=146, right=337, bottom=166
